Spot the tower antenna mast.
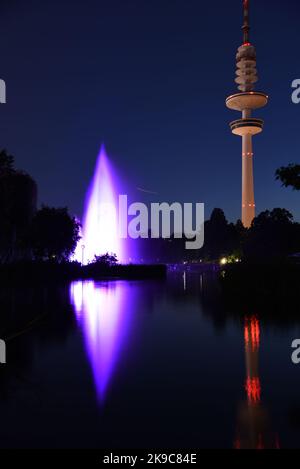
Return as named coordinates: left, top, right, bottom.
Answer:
left=242, top=0, right=250, bottom=44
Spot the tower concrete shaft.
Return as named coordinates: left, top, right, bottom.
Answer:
left=242, top=111, right=255, bottom=228
left=226, top=0, right=268, bottom=228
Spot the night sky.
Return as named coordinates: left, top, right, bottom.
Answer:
left=0, top=0, right=299, bottom=222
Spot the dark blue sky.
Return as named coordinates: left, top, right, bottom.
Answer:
left=0, top=0, right=299, bottom=222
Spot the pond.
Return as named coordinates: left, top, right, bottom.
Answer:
left=0, top=272, right=299, bottom=449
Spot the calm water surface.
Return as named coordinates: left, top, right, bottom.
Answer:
left=0, top=272, right=300, bottom=448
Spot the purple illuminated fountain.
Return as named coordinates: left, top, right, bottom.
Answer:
left=70, top=148, right=138, bottom=401
left=75, top=145, right=127, bottom=264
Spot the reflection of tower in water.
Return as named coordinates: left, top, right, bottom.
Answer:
left=234, top=316, right=279, bottom=449
left=244, top=316, right=261, bottom=406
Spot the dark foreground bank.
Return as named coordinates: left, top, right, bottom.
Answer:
left=0, top=261, right=167, bottom=285
left=220, top=260, right=300, bottom=319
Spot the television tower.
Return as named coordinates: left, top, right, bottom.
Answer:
left=226, top=0, right=268, bottom=228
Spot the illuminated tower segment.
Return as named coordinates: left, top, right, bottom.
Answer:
left=226, top=0, right=268, bottom=228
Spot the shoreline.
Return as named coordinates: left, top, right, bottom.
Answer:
left=0, top=261, right=167, bottom=285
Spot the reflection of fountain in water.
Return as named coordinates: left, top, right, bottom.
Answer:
left=74, top=145, right=127, bottom=264
left=69, top=280, right=133, bottom=402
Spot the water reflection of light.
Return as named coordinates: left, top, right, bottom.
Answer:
left=70, top=281, right=84, bottom=317
left=69, top=280, right=132, bottom=402
left=244, top=316, right=261, bottom=405
left=244, top=315, right=260, bottom=351
left=183, top=271, right=186, bottom=291
left=245, top=376, right=261, bottom=405
left=235, top=315, right=279, bottom=449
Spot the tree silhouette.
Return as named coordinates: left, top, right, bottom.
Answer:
left=29, top=206, right=81, bottom=262
left=244, top=208, right=300, bottom=260
left=0, top=150, right=15, bottom=175
left=201, top=208, right=241, bottom=260
left=0, top=150, right=37, bottom=262
left=275, top=164, right=300, bottom=190
left=92, top=253, right=118, bottom=266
